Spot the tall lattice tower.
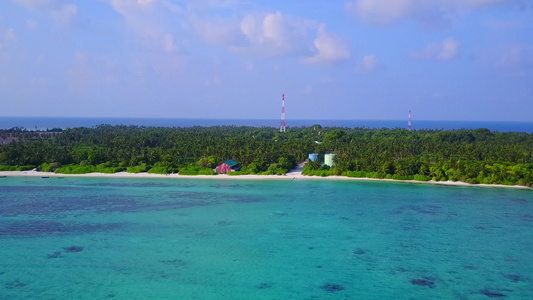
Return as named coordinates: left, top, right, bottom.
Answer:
left=280, top=94, right=286, bottom=132
left=408, top=110, right=412, bottom=131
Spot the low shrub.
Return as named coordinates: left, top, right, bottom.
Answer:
left=0, top=165, right=19, bottom=171
left=127, top=163, right=148, bottom=173
left=54, top=165, right=94, bottom=174
left=413, top=174, right=431, bottom=181
left=178, top=164, right=216, bottom=175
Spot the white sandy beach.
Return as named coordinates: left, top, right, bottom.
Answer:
left=0, top=168, right=531, bottom=190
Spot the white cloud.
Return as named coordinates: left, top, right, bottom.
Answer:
left=204, top=74, right=221, bottom=87
left=302, top=24, right=350, bottom=65
left=101, top=75, right=118, bottom=85
left=108, top=0, right=187, bottom=53
left=104, top=2, right=345, bottom=63
left=238, top=11, right=298, bottom=56
left=12, top=0, right=80, bottom=26
left=190, top=14, right=244, bottom=47
left=151, top=56, right=186, bottom=75
left=51, top=3, right=78, bottom=25
left=321, top=77, right=334, bottom=84
left=11, top=0, right=56, bottom=9
left=162, top=33, right=178, bottom=53
left=464, top=0, right=515, bottom=8
left=345, top=0, right=417, bottom=25
left=412, top=37, right=459, bottom=61
left=245, top=62, right=254, bottom=71
left=110, top=0, right=160, bottom=39
left=0, top=74, right=8, bottom=86
left=495, top=45, right=532, bottom=69
left=162, top=1, right=184, bottom=14
left=484, top=19, right=519, bottom=32
left=206, top=0, right=243, bottom=9
left=5, top=28, right=16, bottom=41
left=476, top=44, right=531, bottom=77
left=362, top=55, right=377, bottom=70
left=497, top=47, right=521, bottom=68
left=263, top=12, right=285, bottom=44
left=137, top=0, right=155, bottom=8
left=67, top=51, right=96, bottom=87
left=0, top=28, right=16, bottom=49
left=345, top=0, right=522, bottom=27
left=26, top=19, right=38, bottom=30
left=31, top=77, right=47, bottom=86
left=439, top=38, right=459, bottom=60
left=11, top=0, right=79, bottom=25
left=236, top=11, right=313, bottom=57
left=300, top=85, right=313, bottom=95
left=74, top=51, right=86, bottom=62
left=192, top=11, right=315, bottom=58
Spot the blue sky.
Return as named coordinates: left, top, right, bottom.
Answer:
left=0, top=0, right=532, bottom=121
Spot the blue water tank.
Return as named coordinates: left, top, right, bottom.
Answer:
left=309, top=153, right=318, bottom=162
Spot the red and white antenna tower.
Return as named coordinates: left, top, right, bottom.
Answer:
left=408, top=110, right=412, bottom=131
left=280, top=94, right=286, bottom=132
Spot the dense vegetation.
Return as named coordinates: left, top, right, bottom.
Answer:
left=0, top=125, right=307, bottom=175
left=304, top=128, right=533, bottom=187
left=0, top=125, right=532, bottom=187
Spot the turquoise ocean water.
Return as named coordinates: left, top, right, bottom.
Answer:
left=0, top=177, right=532, bottom=299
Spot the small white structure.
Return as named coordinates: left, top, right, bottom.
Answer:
left=324, top=153, right=336, bottom=167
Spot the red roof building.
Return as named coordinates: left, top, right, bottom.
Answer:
left=215, top=160, right=241, bottom=174
left=215, top=163, right=232, bottom=174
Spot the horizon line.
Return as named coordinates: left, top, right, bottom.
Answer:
left=1, top=116, right=532, bottom=123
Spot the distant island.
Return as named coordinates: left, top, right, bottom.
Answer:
left=1, top=125, right=532, bottom=187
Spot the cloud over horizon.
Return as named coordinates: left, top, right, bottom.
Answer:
left=12, top=0, right=79, bottom=25
left=362, top=55, right=378, bottom=70
left=412, top=37, right=460, bottom=61
left=302, top=24, right=350, bottom=65
left=1, top=0, right=531, bottom=121
left=345, top=0, right=525, bottom=27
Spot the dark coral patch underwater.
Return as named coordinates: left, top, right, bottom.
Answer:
left=505, top=275, right=527, bottom=283
left=5, top=280, right=26, bottom=289
left=321, top=283, right=345, bottom=292
left=411, top=278, right=435, bottom=288
left=479, top=289, right=507, bottom=298
left=63, top=246, right=83, bottom=253
left=398, top=205, right=441, bottom=215
left=86, top=182, right=175, bottom=188
left=255, top=282, right=273, bottom=289
left=0, top=220, right=122, bottom=237
left=0, top=194, right=141, bottom=216
left=227, top=195, right=263, bottom=203
left=0, top=192, right=224, bottom=217
left=47, top=251, right=63, bottom=259
left=353, top=248, right=366, bottom=255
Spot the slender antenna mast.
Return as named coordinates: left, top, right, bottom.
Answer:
left=408, top=110, right=412, bottom=131
left=280, top=94, right=286, bottom=132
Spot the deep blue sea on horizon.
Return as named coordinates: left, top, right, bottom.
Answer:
left=1, top=117, right=532, bottom=133
left=0, top=176, right=532, bottom=299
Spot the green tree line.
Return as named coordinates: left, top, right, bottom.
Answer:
left=0, top=125, right=532, bottom=186
left=0, top=125, right=310, bottom=175
left=304, top=128, right=533, bottom=186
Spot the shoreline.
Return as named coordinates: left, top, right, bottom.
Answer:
left=0, top=170, right=531, bottom=190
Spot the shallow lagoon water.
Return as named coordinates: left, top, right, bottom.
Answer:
left=0, top=177, right=532, bottom=299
